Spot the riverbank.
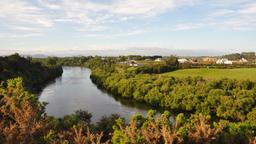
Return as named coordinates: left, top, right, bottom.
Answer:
left=39, top=67, right=167, bottom=122
left=86, top=57, right=256, bottom=121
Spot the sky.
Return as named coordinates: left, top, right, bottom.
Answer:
left=0, top=0, right=256, bottom=56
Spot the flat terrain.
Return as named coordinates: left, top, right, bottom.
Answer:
left=163, top=68, right=256, bottom=81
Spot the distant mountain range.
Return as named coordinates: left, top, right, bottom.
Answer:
left=33, top=47, right=225, bottom=57
left=26, top=54, right=48, bottom=58
left=0, top=47, right=246, bottom=57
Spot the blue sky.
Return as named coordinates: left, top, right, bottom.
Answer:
left=0, top=0, right=256, bottom=56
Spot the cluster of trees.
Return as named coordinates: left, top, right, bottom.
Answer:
left=34, top=56, right=92, bottom=67
left=1, top=78, right=255, bottom=143
left=223, top=52, right=256, bottom=62
left=118, top=55, right=163, bottom=61
left=91, top=69, right=256, bottom=121
left=0, top=54, right=63, bottom=92
left=131, top=56, right=179, bottom=74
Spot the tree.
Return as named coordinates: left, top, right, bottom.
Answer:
left=242, top=52, right=255, bottom=61
left=165, top=56, right=179, bottom=66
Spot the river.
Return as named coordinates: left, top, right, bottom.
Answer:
left=39, top=67, right=168, bottom=122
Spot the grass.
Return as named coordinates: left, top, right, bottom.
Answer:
left=162, top=68, right=256, bottom=81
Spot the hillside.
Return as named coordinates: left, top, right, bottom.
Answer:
left=0, top=53, right=63, bottom=92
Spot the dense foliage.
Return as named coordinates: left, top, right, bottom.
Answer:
left=223, top=52, right=256, bottom=61
left=91, top=67, right=256, bottom=121
left=0, top=53, right=63, bottom=92
left=1, top=78, right=256, bottom=143
left=112, top=110, right=256, bottom=144
left=130, top=56, right=179, bottom=74
left=34, top=56, right=91, bottom=67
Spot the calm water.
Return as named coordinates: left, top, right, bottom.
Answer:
left=39, top=67, right=164, bottom=122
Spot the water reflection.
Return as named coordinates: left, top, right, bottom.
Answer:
left=39, top=67, right=174, bottom=123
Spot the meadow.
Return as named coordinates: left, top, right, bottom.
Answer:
left=163, top=68, right=256, bottom=81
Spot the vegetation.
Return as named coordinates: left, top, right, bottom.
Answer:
left=90, top=67, right=256, bottom=121
left=84, top=57, right=256, bottom=143
left=223, top=52, right=256, bottom=62
left=129, top=56, right=179, bottom=74
left=1, top=54, right=256, bottom=143
left=1, top=78, right=256, bottom=143
left=0, top=78, right=105, bottom=143
left=0, top=53, right=63, bottom=92
left=34, top=56, right=91, bottom=67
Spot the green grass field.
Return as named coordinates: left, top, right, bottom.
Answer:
left=163, top=68, right=256, bottom=81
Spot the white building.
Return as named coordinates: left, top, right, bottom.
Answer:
left=178, top=58, right=188, bottom=64
left=239, top=58, right=248, bottom=63
left=154, top=58, right=162, bottom=62
left=127, top=60, right=141, bottom=67
left=216, top=58, right=233, bottom=65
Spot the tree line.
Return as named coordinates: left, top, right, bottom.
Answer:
left=0, top=53, right=63, bottom=92
left=90, top=64, right=256, bottom=121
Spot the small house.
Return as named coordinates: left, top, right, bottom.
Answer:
left=232, top=58, right=249, bottom=64
left=178, top=58, right=188, bottom=64
left=216, top=58, right=233, bottom=65
left=239, top=58, right=248, bottom=63
left=128, top=60, right=139, bottom=67
left=154, top=58, right=162, bottom=62
left=202, top=57, right=217, bottom=63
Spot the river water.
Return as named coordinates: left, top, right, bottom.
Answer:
left=39, top=67, right=160, bottom=122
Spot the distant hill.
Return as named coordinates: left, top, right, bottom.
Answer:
left=29, top=54, right=48, bottom=58
left=29, top=47, right=224, bottom=57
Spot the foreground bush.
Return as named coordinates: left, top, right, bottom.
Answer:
left=112, top=110, right=256, bottom=144
left=0, top=78, right=103, bottom=144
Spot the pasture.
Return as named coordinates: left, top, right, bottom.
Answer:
left=163, top=68, right=256, bottom=81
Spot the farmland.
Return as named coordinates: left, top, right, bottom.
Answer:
left=163, top=68, right=256, bottom=81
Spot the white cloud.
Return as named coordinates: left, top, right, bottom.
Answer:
left=38, top=0, right=61, bottom=9
left=1, top=0, right=255, bottom=43
left=83, top=29, right=149, bottom=39
left=78, top=25, right=109, bottom=32
left=173, top=23, right=203, bottom=31
left=12, top=26, right=42, bottom=32
left=207, top=1, right=256, bottom=31
left=239, top=2, right=256, bottom=14
left=0, top=32, right=43, bottom=39
left=38, top=0, right=199, bottom=30
left=0, top=0, right=53, bottom=28
left=209, top=9, right=235, bottom=17
left=111, top=0, right=174, bottom=17
left=0, top=0, right=201, bottom=38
